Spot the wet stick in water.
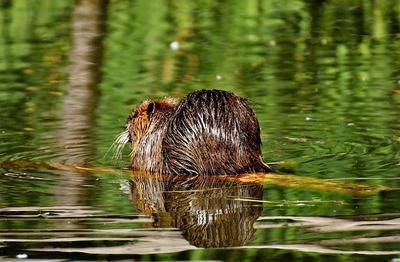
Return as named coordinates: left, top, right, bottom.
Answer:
left=0, top=160, right=391, bottom=196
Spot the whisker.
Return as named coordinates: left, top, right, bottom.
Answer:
left=105, top=130, right=130, bottom=160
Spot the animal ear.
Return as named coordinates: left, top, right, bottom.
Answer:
left=146, top=102, right=157, bottom=116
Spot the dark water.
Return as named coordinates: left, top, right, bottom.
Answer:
left=1, top=0, right=400, bottom=261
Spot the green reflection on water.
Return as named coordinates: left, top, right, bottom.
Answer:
left=0, top=0, right=400, bottom=260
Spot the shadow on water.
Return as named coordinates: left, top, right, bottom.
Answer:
left=52, top=0, right=108, bottom=230
left=131, top=173, right=263, bottom=248
left=0, top=172, right=399, bottom=259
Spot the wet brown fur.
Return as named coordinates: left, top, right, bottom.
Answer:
left=126, top=90, right=269, bottom=176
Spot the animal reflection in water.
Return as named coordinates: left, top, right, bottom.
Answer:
left=129, top=172, right=263, bottom=248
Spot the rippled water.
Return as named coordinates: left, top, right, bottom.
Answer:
left=1, top=0, right=400, bottom=261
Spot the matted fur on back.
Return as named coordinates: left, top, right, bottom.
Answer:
left=161, top=89, right=267, bottom=176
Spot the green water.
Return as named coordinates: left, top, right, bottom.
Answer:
left=1, top=0, right=400, bottom=260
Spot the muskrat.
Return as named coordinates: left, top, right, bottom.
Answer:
left=122, top=89, right=270, bottom=176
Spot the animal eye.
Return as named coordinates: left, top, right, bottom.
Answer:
left=147, top=102, right=156, bottom=116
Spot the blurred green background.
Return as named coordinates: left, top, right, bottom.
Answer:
left=0, top=0, right=400, bottom=260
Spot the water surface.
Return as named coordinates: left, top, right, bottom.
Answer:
left=1, top=0, right=400, bottom=261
